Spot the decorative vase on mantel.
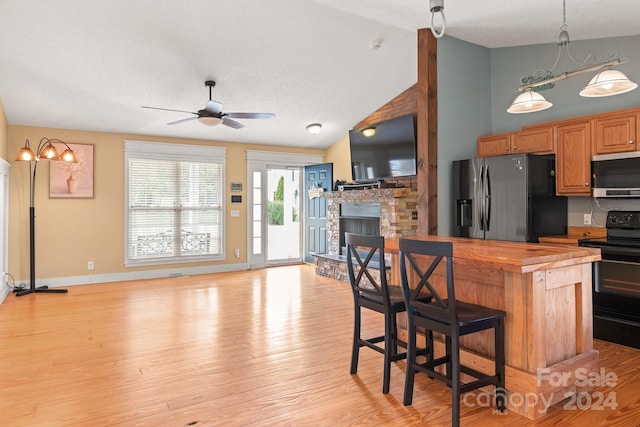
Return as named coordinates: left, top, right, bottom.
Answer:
left=67, top=174, right=78, bottom=194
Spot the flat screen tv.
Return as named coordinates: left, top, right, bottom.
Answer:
left=348, top=114, right=417, bottom=181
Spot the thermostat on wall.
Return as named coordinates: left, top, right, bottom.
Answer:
left=231, top=182, right=243, bottom=192
left=231, top=195, right=242, bottom=203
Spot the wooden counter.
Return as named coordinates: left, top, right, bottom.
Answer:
left=538, top=226, right=606, bottom=246
left=386, top=236, right=601, bottom=420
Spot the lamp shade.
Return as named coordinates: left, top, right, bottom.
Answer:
left=507, top=89, right=553, bottom=114
left=16, top=147, right=36, bottom=161
left=579, top=69, right=638, bottom=97
left=59, top=148, right=78, bottom=163
left=38, top=144, right=60, bottom=160
left=198, top=116, right=223, bottom=126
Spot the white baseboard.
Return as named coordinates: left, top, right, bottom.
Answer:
left=0, top=263, right=250, bottom=304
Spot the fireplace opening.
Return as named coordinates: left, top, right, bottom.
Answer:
left=339, top=203, right=381, bottom=255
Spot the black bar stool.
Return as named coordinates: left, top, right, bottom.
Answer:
left=345, top=233, right=431, bottom=394
left=398, top=238, right=506, bottom=427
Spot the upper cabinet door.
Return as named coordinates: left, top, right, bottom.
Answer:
left=556, top=122, right=592, bottom=196
left=512, top=126, right=554, bottom=154
left=593, top=113, right=638, bottom=155
left=477, top=132, right=512, bottom=157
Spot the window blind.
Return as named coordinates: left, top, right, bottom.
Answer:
left=124, top=141, right=226, bottom=266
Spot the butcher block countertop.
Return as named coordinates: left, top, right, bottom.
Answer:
left=385, top=235, right=601, bottom=274
left=538, top=226, right=606, bottom=246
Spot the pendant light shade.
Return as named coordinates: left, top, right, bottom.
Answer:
left=507, top=89, right=553, bottom=114
left=579, top=69, right=639, bottom=97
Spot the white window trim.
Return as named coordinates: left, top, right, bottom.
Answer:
left=124, top=140, right=227, bottom=267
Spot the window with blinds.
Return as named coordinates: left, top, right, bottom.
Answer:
left=124, top=141, right=226, bottom=266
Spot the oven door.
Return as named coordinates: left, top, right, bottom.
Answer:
left=589, top=247, right=640, bottom=348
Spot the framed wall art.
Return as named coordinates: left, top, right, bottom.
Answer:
left=49, top=142, right=94, bottom=198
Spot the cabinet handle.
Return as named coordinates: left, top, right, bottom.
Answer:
left=630, top=140, right=635, bottom=144
left=513, top=146, right=518, bottom=150
left=585, top=182, right=589, bottom=187
left=505, top=147, right=509, bottom=151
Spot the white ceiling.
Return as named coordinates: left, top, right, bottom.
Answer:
left=1, top=0, right=639, bottom=149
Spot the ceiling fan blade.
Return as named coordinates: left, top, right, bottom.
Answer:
left=224, top=112, right=275, bottom=120
left=222, top=117, right=245, bottom=129
left=142, top=106, right=198, bottom=115
left=204, top=100, right=223, bottom=114
left=167, top=116, right=199, bottom=126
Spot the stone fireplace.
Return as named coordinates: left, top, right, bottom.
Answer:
left=314, top=187, right=418, bottom=282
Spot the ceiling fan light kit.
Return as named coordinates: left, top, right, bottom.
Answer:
left=142, top=80, right=275, bottom=128
left=198, top=116, right=223, bottom=126
left=508, top=0, right=637, bottom=114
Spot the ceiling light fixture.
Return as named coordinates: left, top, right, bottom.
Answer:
left=306, top=123, right=322, bottom=135
left=429, top=0, right=446, bottom=39
left=508, top=0, right=637, bottom=114
left=361, top=127, right=376, bottom=137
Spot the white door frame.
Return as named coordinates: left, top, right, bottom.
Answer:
left=246, top=151, right=323, bottom=269
left=0, top=159, right=11, bottom=301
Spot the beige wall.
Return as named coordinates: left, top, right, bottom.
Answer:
left=325, top=134, right=351, bottom=182
left=8, top=125, right=324, bottom=282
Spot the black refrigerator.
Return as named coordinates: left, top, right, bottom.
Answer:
left=452, top=154, right=568, bottom=242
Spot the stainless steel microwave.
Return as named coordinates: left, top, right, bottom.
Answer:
left=592, top=151, right=640, bottom=198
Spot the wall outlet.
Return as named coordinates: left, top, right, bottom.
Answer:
left=234, top=248, right=240, bottom=258
left=87, top=261, right=94, bottom=270
left=583, top=214, right=592, bottom=225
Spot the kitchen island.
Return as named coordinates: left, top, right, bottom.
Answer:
left=385, top=236, right=601, bottom=420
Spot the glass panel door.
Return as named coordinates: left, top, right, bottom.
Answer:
left=267, top=167, right=301, bottom=264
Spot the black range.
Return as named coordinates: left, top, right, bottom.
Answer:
left=579, top=211, right=640, bottom=349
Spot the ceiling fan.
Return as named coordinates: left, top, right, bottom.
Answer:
left=142, top=80, right=275, bottom=129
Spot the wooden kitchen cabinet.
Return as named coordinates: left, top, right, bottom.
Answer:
left=556, top=121, right=592, bottom=196
left=477, top=132, right=512, bottom=157
left=592, top=112, right=638, bottom=155
left=512, top=126, right=554, bottom=154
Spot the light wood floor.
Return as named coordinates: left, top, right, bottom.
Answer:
left=0, top=265, right=638, bottom=426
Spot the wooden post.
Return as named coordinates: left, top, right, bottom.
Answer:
left=417, top=28, right=438, bottom=236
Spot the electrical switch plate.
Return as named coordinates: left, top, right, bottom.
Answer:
left=230, top=210, right=240, bottom=217
left=584, top=214, right=592, bottom=225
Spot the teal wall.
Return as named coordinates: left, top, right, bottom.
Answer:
left=437, top=36, right=491, bottom=235
left=437, top=34, right=640, bottom=235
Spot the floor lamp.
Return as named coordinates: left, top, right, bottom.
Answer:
left=14, top=138, right=77, bottom=297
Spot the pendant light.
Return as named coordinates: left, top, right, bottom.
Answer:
left=508, top=0, right=637, bottom=113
